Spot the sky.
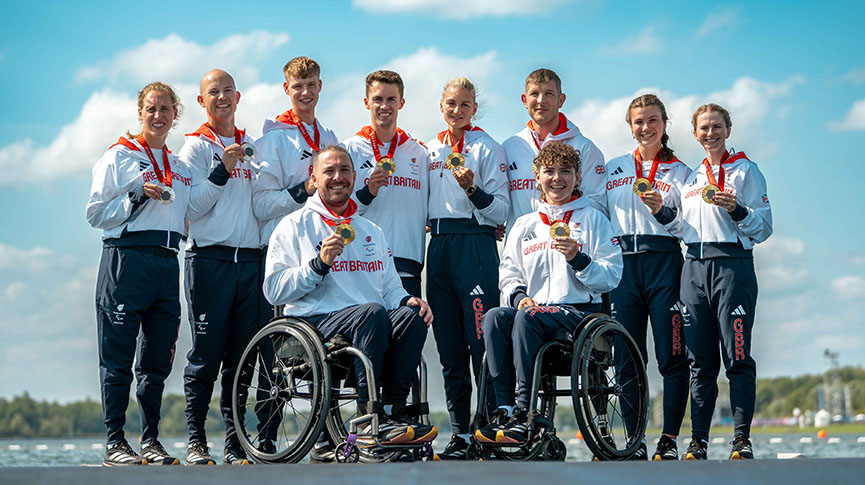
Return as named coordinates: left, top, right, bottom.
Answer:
left=0, top=0, right=863, bottom=408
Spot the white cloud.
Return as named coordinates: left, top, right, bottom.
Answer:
left=351, top=0, right=571, bottom=19
left=695, top=7, right=741, bottom=39
left=4, top=282, right=26, bottom=300
left=74, top=31, right=289, bottom=88
left=754, top=236, right=808, bottom=292
left=0, top=243, right=76, bottom=272
left=831, top=275, right=865, bottom=299
left=567, top=75, right=802, bottom=163
left=828, top=98, right=865, bottom=131
left=842, top=61, right=865, bottom=84
left=595, top=26, right=661, bottom=57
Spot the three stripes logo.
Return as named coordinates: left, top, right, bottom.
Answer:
left=138, top=161, right=149, bottom=172
left=508, top=161, right=518, bottom=171
left=522, top=231, right=538, bottom=242
left=469, top=285, right=484, bottom=296
left=731, top=305, right=746, bottom=316
left=300, top=149, right=313, bottom=160
left=610, top=166, right=623, bottom=176
left=360, top=160, right=374, bottom=170
left=670, top=302, right=682, bottom=312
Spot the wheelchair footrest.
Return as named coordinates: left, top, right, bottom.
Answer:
left=404, top=402, right=429, bottom=418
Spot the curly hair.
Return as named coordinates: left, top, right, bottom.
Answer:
left=126, top=81, right=182, bottom=139
left=533, top=142, right=582, bottom=201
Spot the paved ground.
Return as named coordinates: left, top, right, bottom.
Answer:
left=2, top=458, right=864, bottom=485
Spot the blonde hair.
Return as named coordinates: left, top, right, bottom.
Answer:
left=442, top=77, right=477, bottom=102
left=691, top=103, right=732, bottom=132
left=525, top=68, right=562, bottom=93
left=283, top=56, right=320, bottom=80
left=533, top=142, right=582, bottom=201
left=126, top=81, right=181, bottom=139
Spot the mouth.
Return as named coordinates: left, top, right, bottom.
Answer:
left=298, top=96, right=313, bottom=104
left=151, top=121, right=167, bottom=129
left=216, top=102, right=231, bottom=109
left=639, top=131, right=656, bottom=141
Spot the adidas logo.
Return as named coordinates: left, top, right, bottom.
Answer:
left=138, top=161, right=149, bottom=171
left=360, top=160, right=374, bottom=170
left=610, top=166, right=623, bottom=176
left=213, top=153, right=222, bottom=162
left=731, top=305, right=746, bottom=316
left=522, top=231, right=538, bottom=242
left=670, top=302, right=681, bottom=312
left=508, top=161, right=518, bottom=171
left=300, top=149, right=313, bottom=160
left=469, top=285, right=484, bottom=296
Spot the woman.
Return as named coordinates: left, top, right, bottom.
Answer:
left=605, top=94, right=691, bottom=460
left=475, top=142, right=622, bottom=445
left=425, top=77, right=510, bottom=459
left=648, top=103, right=772, bottom=460
left=86, top=82, right=189, bottom=466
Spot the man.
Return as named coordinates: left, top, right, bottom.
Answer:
left=503, top=68, right=607, bottom=230
left=177, top=69, right=259, bottom=466
left=253, top=56, right=340, bottom=248
left=342, top=70, right=429, bottom=297
left=263, top=145, right=437, bottom=457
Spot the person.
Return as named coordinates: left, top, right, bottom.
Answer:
left=343, top=70, right=429, bottom=297
left=263, top=145, right=438, bottom=455
left=253, top=56, right=339, bottom=255
left=425, top=78, right=509, bottom=459
left=177, top=69, right=259, bottom=466
left=503, top=68, right=607, bottom=234
left=86, top=82, right=195, bottom=466
left=604, top=94, right=691, bottom=460
left=648, top=103, right=772, bottom=460
left=475, top=143, right=623, bottom=445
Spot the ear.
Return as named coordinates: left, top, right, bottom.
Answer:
left=363, top=97, right=370, bottom=111
left=197, top=95, right=205, bottom=108
left=521, top=93, right=528, bottom=108
left=398, top=97, right=406, bottom=110
left=725, top=126, right=732, bottom=139
left=283, top=81, right=290, bottom=95
left=235, top=91, right=241, bottom=105
left=471, top=102, right=478, bottom=117
left=439, top=98, right=445, bottom=114
left=317, top=79, right=323, bottom=91
left=558, top=92, right=566, bottom=109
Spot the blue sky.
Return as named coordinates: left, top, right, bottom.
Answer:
left=0, top=0, right=863, bottom=406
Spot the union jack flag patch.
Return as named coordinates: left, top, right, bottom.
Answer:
left=595, top=164, right=605, bottom=174
left=611, top=237, right=619, bottom=246
left=761, top=194, right=769, bottom=204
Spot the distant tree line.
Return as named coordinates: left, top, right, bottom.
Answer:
left=2, top=366, right=863, bottom=438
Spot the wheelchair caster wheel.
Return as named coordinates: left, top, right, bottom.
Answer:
left=543, top=437, right=567, bottom=461
left=466, top=442, right=481, bottom=461
left=335, top=441, right=360, bottom=463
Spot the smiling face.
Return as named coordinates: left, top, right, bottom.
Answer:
left=693, top=110, right=731, bottom=154
left=537, top=161, right=580, bottom=205
left=198, top=70, right=239, bottom=124
left=629, top=105, right=665, bottom=152
left=364, top=81, right=404, bottom=131
left=284, top=75, right=322, bottom=118
left=312, top=149, right=356, bottom=212
left=522, top=80, right=565, bottom=128
left=138, top=90, right=177, bottom=143
left=440, top=86, right=477, bottom=132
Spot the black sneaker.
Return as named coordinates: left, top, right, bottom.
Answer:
left=653, top=435, right=678, bottom=461
left=140, top=439, right=180, bottom=465
left=223, top=444, right=251, bottom=465
left=629, top=441, right=648, bottom=460
left=103, top=439, right=146, bottom=466
left=498, top=406, right=530, bottom=444
left=258, top=440, right=276, bottom=455
left=729, top=434, right=753, bottom=460
left=309, top=442, right=335, bottom=464
left=390, top=404, right=438, bottom=444
left=185, top=441, right=216, bottom=465
left=474, top=408, right=510, bottom=444
left=357, top=416, right=414, bottom=447
left=683, top=437, right=708, bottom=460
left=436, top=434, right=469, bottom=460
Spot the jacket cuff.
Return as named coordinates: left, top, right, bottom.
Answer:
left=730, top=204, right=748, bottom=222
left=399, top=295, right=412, bottom=307
left=568, top=252, right=592, bottom=271
left=287, top=181, right=310, bottom=204
left=356, top=185, right=375, bottom=205
left=509, top=287, right=529, bottom=308
left=309, top=255, right=331, bottom=276
left=208, top=163, right=231, bottom=186
left=128, top=186, right=148, bottom=214
left=467, top=186, right=494, bottom=209
left=653, top=205, right=677, bottom=225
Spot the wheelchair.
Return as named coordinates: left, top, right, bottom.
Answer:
left=230, top=314, right=435, bottom=464
left=468, top=301, right=650, bottom=462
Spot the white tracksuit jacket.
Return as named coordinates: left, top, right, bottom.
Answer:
left=252, top=111, right=339, bottom=245
left=86, top=137, right=199, bottom=248
left=500, top=197, right=623, bottom=307
left=344, top=127, right=429, bottom=272
left=605, top=149, right=692, bottom=251
left=666, top=151, right=772, bottom=257
left=502, top=113, right=607, bottom=228
left=179, top=124, right=259, bottom=249
left=426, top=126, right=509, bottom=227
left=263, top=194, right=409, bottom=316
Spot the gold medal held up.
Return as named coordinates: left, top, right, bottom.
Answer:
left=632, top=177, right=651, bottom=196
left=377, top=157, right=395, bottom=175
left=702, top=184, right=720, bottom=204
left=445, top=152, right=465, bottom=170
left=335, top=223, right=356, bottom=244
left=549, top=222, right=570, bottom=239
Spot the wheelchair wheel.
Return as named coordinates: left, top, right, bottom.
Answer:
left=232, top=321, right=329, bottom=464
left=571, top=320, right=648, bottom=461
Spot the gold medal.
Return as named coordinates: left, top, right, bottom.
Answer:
left=549, top=222, right=570, bottom=239
left=445, top=152, right=465, bottom=170
left=377, top=157, right=395, bottom=175
left=335, top=223, right=356, bottom=244
left=633, top=177, right=652, bottom=196
left=702, top=184, right=720, bottom=204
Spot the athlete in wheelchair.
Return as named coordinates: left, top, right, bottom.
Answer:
left=230, top=145, right=437, bottom=463
left=471, top=143, right=649, bottom=461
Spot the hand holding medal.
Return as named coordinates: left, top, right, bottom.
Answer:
left=334, top=222, right=356, bottom=244
left=376, top=157, right=396, bottom=175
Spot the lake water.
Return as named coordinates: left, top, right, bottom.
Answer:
left=2, top=433, right=864, bottom=466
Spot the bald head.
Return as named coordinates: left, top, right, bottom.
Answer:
left=197, top=69, right=241, bottom=129
left=200, top=69, right=236, bottom=93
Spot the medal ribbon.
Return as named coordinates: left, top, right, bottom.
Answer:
left=318, top=197, right=358, bottom=226
left=204, top=123, right=242, bottom=148
left=289, top=110, right=321, bottom=152
left=634, top=149, right=661, bottom=186
left=702, top=150, right=732, bottom=191
left=137, top=136, right=172, bottom=187
left=368, top=129, right=398, bottom=163
left=446, top=125, right=470, bottom=154
left=539, top=210, right=573, bottom=227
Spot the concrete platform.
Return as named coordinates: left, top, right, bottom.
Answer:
left=2, top=459, right=865, bottom=485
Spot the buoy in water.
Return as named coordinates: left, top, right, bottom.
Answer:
left=817, top=429, right=827, bottom=439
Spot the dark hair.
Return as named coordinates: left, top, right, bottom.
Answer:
left=691, top=103, right=732, bottom=131
left=365, top=70, right=404, bottom=97
left=533, top=142, right=582, bottom=201
left=626, top=94, right=675, bottom=162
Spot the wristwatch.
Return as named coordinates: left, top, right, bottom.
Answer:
left=465, top=184, right=477, bottom=196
